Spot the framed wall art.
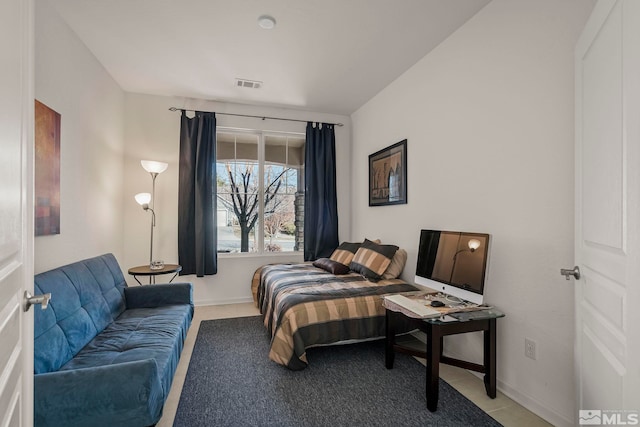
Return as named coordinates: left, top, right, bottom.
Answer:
left=369, top=139, right=407, bottom=206
left=35, top=100, right=61, bottom=236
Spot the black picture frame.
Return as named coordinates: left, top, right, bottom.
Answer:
left=369, top=139, right=407, bottom=206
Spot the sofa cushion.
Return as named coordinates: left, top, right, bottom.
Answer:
left=61, top=304, right=192, bottom=395
left=34, top=254, right=127, bottom=374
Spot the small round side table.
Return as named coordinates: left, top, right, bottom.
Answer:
left=127, top=264, right=182, bottom=285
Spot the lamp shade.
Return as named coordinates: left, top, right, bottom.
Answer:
left=140, top=160, right=168, bottom=174
left=468, top=239, right=482, bottom=252
left=135, top=192, right=151, bottom=206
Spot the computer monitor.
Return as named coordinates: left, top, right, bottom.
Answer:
left=414, top=229, right=490, bottom=305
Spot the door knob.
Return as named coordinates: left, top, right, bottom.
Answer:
left=24, top=291, right=52, bottom=312
left=560, top=266, right=581, bottom=280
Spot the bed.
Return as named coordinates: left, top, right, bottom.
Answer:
left=251, top=260, right=419, bottom=370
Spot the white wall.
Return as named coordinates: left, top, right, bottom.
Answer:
left=34, top=0, right=125, bottom=273
left=123, top=93, right=351, bottom=305
left=350, top=0, right=593, bottom=425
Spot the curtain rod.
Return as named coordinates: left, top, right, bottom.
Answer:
left=168, top=107, right=344, bottom=127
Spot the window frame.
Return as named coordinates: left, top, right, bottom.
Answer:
left=216, top=126, right=305, bottom=258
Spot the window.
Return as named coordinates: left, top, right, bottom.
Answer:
left=216, top=129, right=305, bottom=254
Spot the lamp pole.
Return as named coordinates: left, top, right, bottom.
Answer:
left=150, top=171, right=158, bottom=266
left=145, top=205, right=156, bottom=266
left=139, top=160, right=168, bottom=267
left=150, top=172, right=158, bottom=211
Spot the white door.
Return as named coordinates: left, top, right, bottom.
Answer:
left=0, top=0, right=34, bottom=425
left=574, top=0, right=640, bottom=417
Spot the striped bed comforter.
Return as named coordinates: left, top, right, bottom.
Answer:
left=251, top=262, right=418, bottom=370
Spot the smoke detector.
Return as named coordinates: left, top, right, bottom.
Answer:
left=235, top=78, right=263, bottom=89
left=258, top=15, right=276, bottom=30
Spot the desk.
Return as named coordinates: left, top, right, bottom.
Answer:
left=385, top=306, right=504, bottom=412
left=127, top=264, right=182, bottom=285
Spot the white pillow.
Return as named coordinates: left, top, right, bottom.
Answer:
left=382, top=248, right=407, bottom=279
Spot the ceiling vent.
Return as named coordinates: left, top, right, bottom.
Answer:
left=235, top=78, right=262, bottom=89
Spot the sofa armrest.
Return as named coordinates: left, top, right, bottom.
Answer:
left=34, top=359, right=163, bottom=427
left=124, top=282, right=193, bottom=309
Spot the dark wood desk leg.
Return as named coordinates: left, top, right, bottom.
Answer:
left=426, top=323, right=441, bottom=412
left=484, top=319, right=497, bottom=398
left=385, top=310, right=395, bottom=369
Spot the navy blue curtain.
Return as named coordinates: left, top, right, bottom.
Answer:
left=178, top=110, right=217, bottom=276
left=304, top=122, right=339, bottom=261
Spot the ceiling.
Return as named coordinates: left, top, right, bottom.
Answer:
left=50, top=0, right=491, bottom=115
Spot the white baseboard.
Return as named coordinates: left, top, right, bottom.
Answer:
left=194, top=296, right=254, bottom=307
left=495, top=378, right=573, bottom=427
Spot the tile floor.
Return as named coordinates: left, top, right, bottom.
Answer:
left=158, top=303, right=551, bottom=427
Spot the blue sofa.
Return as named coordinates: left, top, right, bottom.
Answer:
left=33, top=254, right=193, bottom=427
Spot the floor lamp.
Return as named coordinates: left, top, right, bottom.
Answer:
left=136, top=160, right=168, bottom=268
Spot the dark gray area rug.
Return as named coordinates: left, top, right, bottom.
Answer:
left=174, top=316, right=502, bottom=427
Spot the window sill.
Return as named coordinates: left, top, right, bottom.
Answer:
left=217, top=251, right=304, bottom=260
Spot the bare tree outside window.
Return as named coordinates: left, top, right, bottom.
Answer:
left=217, top=163, right=291, bottom=252
left=216, top=131, right=304, bottom=254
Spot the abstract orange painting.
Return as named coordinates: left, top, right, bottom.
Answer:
left=35, top=100, right=61, bottom=236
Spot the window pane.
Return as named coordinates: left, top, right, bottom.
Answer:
left=216, top=133, right=259, bottom=253
left=264, top=135, right=305, bottom=252
left=264, top=194, right=296, bottom=252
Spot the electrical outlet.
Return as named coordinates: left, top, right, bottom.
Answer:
left=525, top=338, right=536, bottom=360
